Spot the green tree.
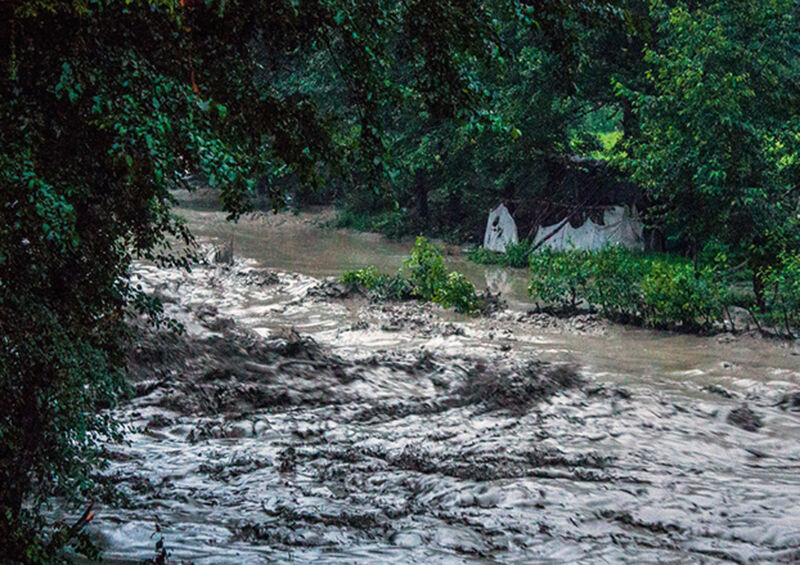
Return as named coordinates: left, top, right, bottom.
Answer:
left=336, top=1, right=650, bottom=242
left=618, top=0, right=800, bottom=302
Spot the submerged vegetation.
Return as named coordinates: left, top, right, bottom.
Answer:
left=342, top=237, right=480, bottom=314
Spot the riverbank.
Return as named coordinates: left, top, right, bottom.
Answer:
left=81, top=245, right=800, bottom=564
left=174, top=192, right=796, bottom=339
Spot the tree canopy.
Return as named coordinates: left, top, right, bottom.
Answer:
left=619, top=0, right=800, bottom=289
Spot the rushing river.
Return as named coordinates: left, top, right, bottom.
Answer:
left=87, top=194, right=800, bottom=564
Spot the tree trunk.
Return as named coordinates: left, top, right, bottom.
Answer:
left=753, top=268, right=766, bottom=312
left=415, top=170, right=428, bottom=228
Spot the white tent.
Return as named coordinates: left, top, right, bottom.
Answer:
left=533, top=206, right=644, bottom=252
left=483, top=204, right=519, bottom=252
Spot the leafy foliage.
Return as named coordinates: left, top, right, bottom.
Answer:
left=581, top=245, right=645, bottom=318
left=331, top=1, right=645, bottom=241
left=528, top=247, right=732, bottom=329
left=529, top=248, right=593, bottom=310
left=763, top=252, right=800, bottom=337
left=529, top=245, right=800, bottom=333
left=333, top=0, right=799, bottom=320
left=403, top=236, right=451, bottom=302
left=340, top=266, right=412, bottom=300
left=468, top=240, right=533, bottom=268
left=639, top=262, right=728, bottom=328
left=617, top=0, right=800, bottom=295
left=436, top=272, right=479, bottom=314
left=342, top=237, right=479, bottom=313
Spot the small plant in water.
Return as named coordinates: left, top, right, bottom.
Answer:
left=342, top=237, right=479, bottom=313
left=403, top=236, right=450, bottom=301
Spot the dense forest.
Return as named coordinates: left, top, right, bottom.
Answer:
left=1, top=0, right=799, bottom=562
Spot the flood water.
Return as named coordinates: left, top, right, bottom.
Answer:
left=87, top=194, right=800, bottom=564
left=177, top=191, right=532, bottom=308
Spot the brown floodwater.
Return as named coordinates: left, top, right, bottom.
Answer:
left=175, top=189, right=532, bottom=308
left=84, top=195, right=800, bottom=564
left=175, top=198, right=799, bottom=390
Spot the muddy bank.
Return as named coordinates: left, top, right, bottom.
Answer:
left=176, top=200, right=800, bottom=338
left=82, top=252, right=800, bottom=564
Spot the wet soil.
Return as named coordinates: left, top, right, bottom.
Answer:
left=85, top=246, right=800, bottom=564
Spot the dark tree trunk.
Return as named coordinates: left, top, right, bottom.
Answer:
left=504, top=181, right=517, bottom=216
left=415, top=170, right=428, bottom=228
left=753, top=268, right=766, bottom=312
left=621, top=99, right=637, bottom=139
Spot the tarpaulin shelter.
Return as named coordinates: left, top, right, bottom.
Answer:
left=533, top=205, right=644, bottom=251
left=483, top=204, right=519, bottom=252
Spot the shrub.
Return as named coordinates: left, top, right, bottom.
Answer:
left=584, top=246, right=645, bottom=318
left=467, top=247, right=502, bottom=265
left=341, top=265, right=381, bottom=288
left=435, top=272, right=479, bottom=314
left=503, top=241, right=534, bottom=268
left=341, top=266, right=411, bottom=300
left=342, top=236, right=479, bottom=313
left=335, top=207, right=407, bottom=240
left=640, top=262, right=727, bottom=328
left=467, top=240, right=532, bottom=268
left=528, top=246, right=730, bottom=329
left=529, top=247, right=592, bottom=309
left=763, top=251, right=800, bottom=336
left=403, top=236, right=450, bottom=301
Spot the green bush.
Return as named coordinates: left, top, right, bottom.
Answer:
left=335, top=207, right=407, bottom=240
left=468, top=240, right=532, bottom=268
left=529, top=247, right=592, bottom=309
left=467, top=247, right=502, bottom=265
left=341, top=266, right=411, bottom=300
left=640, top=262, right=727, bottom=328
left=584, top=246, right=645, bottom=318
left=341, top=265, right=381, bottom=288
left=404, top=236, right=450, bottom=301
left=342, top=236, right=479, bottom=313
left=503, top=241, right=534, bottom=268
left=528, top=246, right=730, bottom=329
left=435, top=272, right=479, bottom=314
left=763, top=251, right=800, bottom=336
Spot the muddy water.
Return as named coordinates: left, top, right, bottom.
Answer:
left=89, top=200, right=800, bottom=564
left=175, top=189, right=532, bottom=306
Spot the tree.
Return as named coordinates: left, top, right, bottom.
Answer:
left=618, top=0, right=800, bottom=299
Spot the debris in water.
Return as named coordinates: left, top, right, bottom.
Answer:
left=727, top=404, right=763, bottom=432
left=458, top=360, right=582, bottom=413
